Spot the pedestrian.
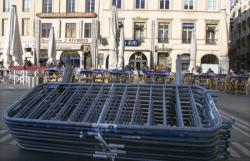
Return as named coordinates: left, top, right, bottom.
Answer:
left=239, top=68, right=245, bottom=75
left=228, top=69, right=236, bottom=76
left=206, top=68, right=214, bottom=74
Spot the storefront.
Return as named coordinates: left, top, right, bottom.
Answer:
left=201, top=54, right=219, bottom=73
left=60, top=51, right=80, bottom=67
left=129, top=52, right=148, bottom=70
left=180, top=53, right=190, bottom=72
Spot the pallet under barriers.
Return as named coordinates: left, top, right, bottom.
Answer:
left=4, top=83, right=232, bottom=161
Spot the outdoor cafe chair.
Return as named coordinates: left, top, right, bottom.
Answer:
left=79, top=69, right=93, bottom=83
left=213, top=74, right=227, bottom=90
left=183, top=73, right=194, bottom=85
left=108, top=70, right=127, bottom=83
left=193, top=74, right=210, bottom=88
left=93, top=69, right=106, bottom=83
left=233, top=75, right=249, bottom=95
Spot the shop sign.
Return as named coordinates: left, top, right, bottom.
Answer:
left=124, top=40, right=140, bottom=46
left=36, top=12, right=97, bottom=18
left=41, top=38, right=90, bottom=44
left=41, top=45, right=81, bottom=50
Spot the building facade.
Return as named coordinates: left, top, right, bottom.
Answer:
left=0, top=0, right=99, bottom=68
left=99, top=0, right=230, bottom=73
left=0, top=0, right=230, bottom=73
left=229, top=0, right=250, bottom=72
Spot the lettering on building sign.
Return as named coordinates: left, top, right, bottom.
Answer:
left=36, top=12, right=97, bottom=18
left=41, top=45, right=81, bottom=50
left=41, top=38, right=89, bottom=44
left=124, top=40, right=141, bottom=46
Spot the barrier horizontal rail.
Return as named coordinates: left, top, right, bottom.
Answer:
left=4, top=83, right=232, bottom=161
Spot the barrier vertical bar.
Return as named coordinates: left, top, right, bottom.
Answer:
left=163, top=86, right=167, bottom=126
left=175, top=86, right=184, bottom=127
left=147, top=86, right=153, bottom=126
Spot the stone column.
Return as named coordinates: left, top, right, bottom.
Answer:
left=151, top=20, right=156, bottom=69
left=79, top=51, right=84, bottom=68
left=91, top=19, right=97, bottom=68
left=35, top=19, right=41, bottom=66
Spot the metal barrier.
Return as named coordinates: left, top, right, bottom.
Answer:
left=4, top=83, right=232, bottom=161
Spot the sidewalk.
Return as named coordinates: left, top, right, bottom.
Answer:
left=217, top=91, right=250, bottom=122
left=0, top=84, right=31, bottom=89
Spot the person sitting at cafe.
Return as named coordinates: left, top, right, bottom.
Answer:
left=228, top=69, right=236, bottom=76
left=206, top=68, right=214, bottom=74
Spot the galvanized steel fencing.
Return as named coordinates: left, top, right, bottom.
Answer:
left=4, top=83, right=232, bottom=161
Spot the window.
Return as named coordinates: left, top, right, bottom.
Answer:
left=3, top=0, right=10, bottom=12
left=160, top=0, right=169, bottom=9
left=23, top=0, right=30, bottom=12
left=134, top=22, right=145, bottom=42
left=206, top=24, right=217, bottom=44
left=41, top=23, right=52, bottom=38
left=98, top=53, right=104, bottom=65
left=180, top=54, right=190, bottom=71
left=182, top=23, right=194, bottom=44
left=158, top=22, right=169, bottom=43
left=65, top=23, right=76, bottom=38
left=135, top=0, right=145, bottom=9
left=184, top=0, right=193, bottom=10
left=22, top=18, right=30, bottom=36
left=2, top=19, right=8, bottom=36
left=66, top=0, right=75, bottom=12
left=42, top=0, right=52, bottom=13
left=207, top=0, right=217, bottom=11
left=84, top=23, right=92, bottom=38
left=112, top=0, right=122, bottom=8
left=85, top=0, right=95, bottom=12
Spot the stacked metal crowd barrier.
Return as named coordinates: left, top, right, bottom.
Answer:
left=4, top=83, right=232, bottom=161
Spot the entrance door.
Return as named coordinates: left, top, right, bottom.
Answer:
left=158, top=52, right=169, bottom=69
left=129, top=52, right=148, bottom=70
left=180, top=54, right=190, bottom=72
left=84, top=52, right=92, bottom=69
left=60, top=51, right=80, bottom=67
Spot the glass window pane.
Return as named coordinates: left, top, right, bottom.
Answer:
left=206, top=24, right=217, bottom=44
left=136, top=0, right=140, bottom=8
left=41, top=23, right=52, bottom=38
left=84, top=23, right=92, bottom=38
left=112, top=0, right=116, bottom=6
left=117, top=0, right=122, bottom=8
left=184, top=0, right=193, bottom=10
left=165, top=0, right=169, bottom=9
left=2, top=19, right=8, bottom=36
left=23, top=0, right=30, bottom=12
left=91, top=0, right=95, bottom=11
left=160, top=0, right=164, bottom=9
left=141, top=0, right=145, bottom=8
left=42, top=0, right=52, bottom=13
left=65, top=23, right=76, bottom=38
left=208, top=0, right=217, bottom=10
left=182, top=23, right=193, bottom=43
left=158, top=23, right=169, bottom=43
left=134, top=22, right=145, bottom=41
left=3, top=0, right=10, bottom=12
left=66, top=0, right=75, bottom=12
left=22, top=18, right=30, bottom=36
left=86, top=0, right=95, bottom=12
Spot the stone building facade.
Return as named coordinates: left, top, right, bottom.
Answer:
left=0, top=0, right=230, bottom=73
left=229, top=0, right=250, bottom=72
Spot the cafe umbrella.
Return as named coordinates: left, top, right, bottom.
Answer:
left=188, top=29, right=197, bottom=73
left=47, top=27, right=57, bottom=65
left=117, top=24, right=124, bottom=70
left=108, top=6, right=119, bottom=70
left=3, top=5, right=23, bottom=69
